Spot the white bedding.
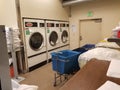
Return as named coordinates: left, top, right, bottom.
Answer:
left=96, top=42, right=120, bottom=49
left=78, top=47, right=120, bottom=68
left=95, top=37, right=120, bottom=49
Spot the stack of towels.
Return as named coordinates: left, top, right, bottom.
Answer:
left=97, top=60, right=120, bottom=90
left=5, top=27, right=21, bottom=52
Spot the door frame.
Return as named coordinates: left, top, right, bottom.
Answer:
left=79, top=18, right=102, bottom=46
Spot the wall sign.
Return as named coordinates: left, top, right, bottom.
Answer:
left=71, top=25, right=76, bottom=32
left=87, top=11, right=93, bottom=17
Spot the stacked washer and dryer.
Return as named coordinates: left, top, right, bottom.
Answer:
left=23, top=18, right=70, bottom=70
left=23, top=19, right=47, bottom=69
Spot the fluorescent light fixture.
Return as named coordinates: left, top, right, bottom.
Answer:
left=63, top=0, right=93, bottom=6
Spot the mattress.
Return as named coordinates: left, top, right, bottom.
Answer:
left=60, top=59, right=120, bottom=90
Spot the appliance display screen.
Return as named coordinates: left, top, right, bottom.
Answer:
left=40, top=23, right=45, bottom=27
left=60, top=24, right=65, bottom=27
left=25, top=22, right=38, bottom=27
left=56, top=24, right=59, bottom=27
left=47, top=23, right=54, bottom=27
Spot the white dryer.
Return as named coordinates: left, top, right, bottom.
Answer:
left=23, top=19, right=47, bottom=69
left=59, top=21, right=70, bottom=50
left=46, top=20, right=60, bottom=59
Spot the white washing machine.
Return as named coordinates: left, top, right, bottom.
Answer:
left=23, top=19, right=47, bottom=68
left=46, top=20, right=60, bottom=59
left=59, top=21, right=70, bottom=51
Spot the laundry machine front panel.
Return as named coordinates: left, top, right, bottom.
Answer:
left=24, top=19, right=46, bottom=56
left=28, top=53, right=47, bottom=68
left=23, top=18, right=47, bottom=69
left=25, top=28, right=46, bottom=57
left=46, top=21, right=60, bottom=50
left=60, top=22, right=69, bottom=47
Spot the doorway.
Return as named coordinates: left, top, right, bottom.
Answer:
left=79, top=18, right=102, bottom=46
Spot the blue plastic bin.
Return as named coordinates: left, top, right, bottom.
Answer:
left=51, top=50, right=80, bottom=74
left=73, top=48, right=87, bottom=53
left=73, top=44, right=95, bottom=53
left=82, top=44, right=95, bottom=50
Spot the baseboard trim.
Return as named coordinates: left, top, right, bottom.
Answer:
left=29, top=60, right=47, bottom=72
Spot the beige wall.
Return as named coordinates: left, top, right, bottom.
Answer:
left=0, top=0, right=18, bottom=28
left=70, top=0, right=120, bottom=50
left=20, top=0, right=69, bottom=20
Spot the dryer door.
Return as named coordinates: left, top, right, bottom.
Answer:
left=61, top=30, right=68, bottom=43
left=29, top=32, right=44, bottom=50
left=49, top=31, right=58, bottom=46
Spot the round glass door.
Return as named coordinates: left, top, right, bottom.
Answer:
left=61, top=30, right=68, bottom=43
left=49, top=31, right=58, bottom=46
left=29, top=32, right=43, bottom=50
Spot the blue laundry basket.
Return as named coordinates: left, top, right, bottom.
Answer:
left=82, top=44, right=95, bottom=50
left=51, top=50, right=80, bottom=74
left=73, top=44, right=95, bottom=53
